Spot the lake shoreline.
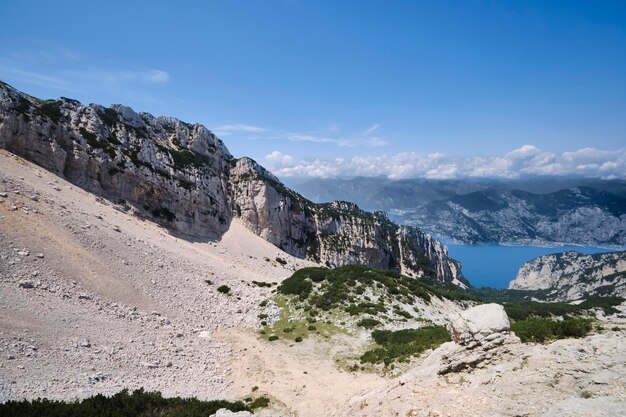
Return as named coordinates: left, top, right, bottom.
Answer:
left=446, top=244, right=625, bottom=289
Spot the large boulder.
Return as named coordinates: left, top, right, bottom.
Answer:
left=440, top=303, right=519, bottom=374
left=447, top=303, right=510, bottom=345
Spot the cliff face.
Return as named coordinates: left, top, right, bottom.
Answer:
left=0, top=81, right=233, bottom=239
left=508, top=250, right=626, bottom=301
left=230, top=157, right=466, bottom=285
left=0, top=81, right=464, bottom=284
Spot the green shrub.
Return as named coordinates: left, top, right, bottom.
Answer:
left=38, top=100, right=62, bottom=123
left=295, top=336, right=303, bottom=342
left=511, top=318, right=593, bottom=343
left=169, top=148, right=206, bottom=169
left=357, top=318, right=381, bottom=329
left=97, top=108, right=120, bottom=126
left=268, top=335, right=279, bottom=341
left=217, top=285, right=231, bottom=294
left=275, top=257, right=287, bottom=265
left=0, top=388, right=249, bottom=417
left=361, top=326, right=451, bottom=366
left=277, top=275, right=313, bottom=299
left=249, top=396, right=270, bottom=409
left=307, top=325, right=317, bottom=331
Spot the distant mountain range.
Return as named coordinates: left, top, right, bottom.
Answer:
left=289, top=177, right=626, bottom=246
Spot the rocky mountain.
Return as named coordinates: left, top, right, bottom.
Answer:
left=404, top=187, right=626, bottom=245
left=0, top=80, right=463, bottom=284
left=508, top=250, right=626, bottom=301
left=290, top=177, right=626, bottom=246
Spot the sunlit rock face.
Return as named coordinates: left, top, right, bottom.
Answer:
left=0, top=80, right=464, bottom=284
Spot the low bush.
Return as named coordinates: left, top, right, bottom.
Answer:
left=249, top=396, right=270, bottom=409
left=217, top=285, right=231, bottom=294
left=357, top=318, right=381, bottom=329
left=511, top=318, right=593, bottom=343
left=0, top=388, right=250, bottom=417
left=361, top=326, right=451, bottom=366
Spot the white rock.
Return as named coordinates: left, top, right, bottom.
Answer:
left=211, top=409, right=254, bottom=417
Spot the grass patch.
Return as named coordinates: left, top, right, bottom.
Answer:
left=360, top=326, right=451, bottom=366
left=260, top=295, right=347, bottom=342
left=0, top=388, right=249, bottom=417
left=511, top=318, right=594, bottom=343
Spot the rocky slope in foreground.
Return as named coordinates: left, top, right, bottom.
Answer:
left=509, top=251, right=626, bottom=301
left=0, top=81, right=463, bottom=284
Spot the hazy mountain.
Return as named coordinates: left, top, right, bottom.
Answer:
left=289, top=177, right=626, bottom=246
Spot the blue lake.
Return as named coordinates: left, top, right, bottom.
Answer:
left=446, top=245, right=619, bottom=289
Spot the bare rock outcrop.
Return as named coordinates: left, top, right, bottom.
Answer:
left=439, top=303, right=520, bottom=374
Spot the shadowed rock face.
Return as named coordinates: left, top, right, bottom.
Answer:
left=0, top=80, right=465, bottom=284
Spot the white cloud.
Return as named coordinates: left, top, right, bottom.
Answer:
left=362, top=123, right=380, bottom=136
left=0, top=44, right=170, bottom=97
left=269, top=145, right=626, bottom=180
left=265, top=150, right=293, bottom=166
left=213, top=124, right=268, bottom=136
left=142, top=69, right=170, bottom=83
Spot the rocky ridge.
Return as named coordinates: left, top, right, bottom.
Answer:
left=404, top=188, right=626, bottom=246
left=509, top=250, right=626, bottom=301
left=0, top=80, right=462, bottom=284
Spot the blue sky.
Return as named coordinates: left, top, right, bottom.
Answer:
left=1, top=1, right=625, bottom=179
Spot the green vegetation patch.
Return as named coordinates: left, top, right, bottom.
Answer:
left=217, top=285, right=231, bottom=294
left=360, top=326, right=451, bottom=366
left=259, top=295, right=346, bottom=342
left=277, top=265, right=474, bottom=315
left=79, top=127, right=117, bottom=158
left=0, top=388, right=250, bottom=417
left=170, top=148, right=206, bottom=169
left=511, top=318, right=594, bottom=343
left=97, top=107, right=120, bottom=127
left=502, top=296, right=624, bottom=321
left=37, top=100, right=63, bottom=123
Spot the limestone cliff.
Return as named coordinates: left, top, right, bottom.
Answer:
left=0, top=80, right=464, bottom=284
left=508, top=250, right=626, bottom=300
